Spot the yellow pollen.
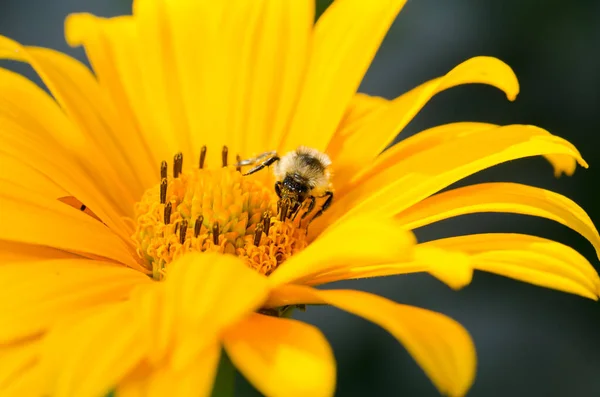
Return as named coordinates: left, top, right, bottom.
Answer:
left=133, top=165, right=309, bottom=279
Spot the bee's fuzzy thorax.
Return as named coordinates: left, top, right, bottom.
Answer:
left=274, top=146, right=332, bottom=195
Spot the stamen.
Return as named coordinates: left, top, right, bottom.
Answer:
left=236, top=154, right=242, bottom=173
left=160, top=160, right=167, bottom=180
left=194, top=215, right=203, bottom=237
left=179, top=219, right=188, bottom=244
left=212, top=222, right=220, bottom=245
left=164, top=202, right=172, bottom=224
left=199, top=145, right=207, bottom=169
left=160, top=178, right=167, bottom=204
left=133, top=165, right=310, bottom=278
left=222, top=146, right=228, bottom=167
left=262, top=212, right=271, bottom=236
left=253, top=222, right=264, bottom=246
left=173, top=152, right=183, bottom=178
left=279, top=199, right=290, bottom=221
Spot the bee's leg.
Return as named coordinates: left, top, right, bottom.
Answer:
left=306, top=192, right=334, bottom=227
left=301, top=196, right=317, bottom=219
left=243, top=156, right=280, bottom=176
left=275, top=181, right=283, bottom=198
left=236, top=151, right=278, bottom=167
left=320, top=191, right=334, bottom=212
left=279, top=198, right=291, bottom=221
left=290, top=201, right=302, bottom=221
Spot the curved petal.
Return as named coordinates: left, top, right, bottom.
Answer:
left=58, top=196, right=102, bottom=222
left=305, top=262, right=426, bottom=286
left=142, top=0, right=227, bottom=165
left=117, top=345, right=220, bottom=397
left=280, top=0, right=408, bottom=153
left=327, top=93, right=390, bottom=160
left=0, top=123, right=133, bottom=242
left=143, top=0, right=315, bottom=165
left=134, top=253, right=270, bottom=369
left=224, top=314, right=335, bottom=397
left=338, top=94, right=391, bottom=136
left=269, top=216, right=416, bottom=287
left=343, top=122, right=576, bottom=188
left=266, top=286, right=475, bottom=397
left=65, top=14, right=170, bottom=171
left=131, top=0, right=194, bottom=162
left=0, top=37, right=144, bottom=205
left=0, top=259, right=150, bottom=344
left=0, top=241, right=81, bottom=263
left=0, top=182, right=141, bottom=269
left=0, top=338, right=45, bottom=396
left=41, top=302, right=145, bottom=397
left=216, top=0, right=315, bottom=157
left=0, top=154, right=67, bottom=199
left=332, top=57, right=520, bottom=177
left=395, top=182, right=600, bottom=258
left=321, top=125, right=586, bottom=226
left=0, top=67, right=137, bottom=231
left=40, top=253, right=267, bottom=397
left=303, top=245, right=472, bottom=290
left=423, top=233, right=600, bottom=299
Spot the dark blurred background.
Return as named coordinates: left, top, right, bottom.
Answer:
left=2, top=0, right=600, bottom=396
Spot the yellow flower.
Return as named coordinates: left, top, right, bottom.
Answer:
left=0, top=1, right=598, bottom=397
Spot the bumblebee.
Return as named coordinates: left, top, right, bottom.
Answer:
left=236, top=146, right=334, bottom=221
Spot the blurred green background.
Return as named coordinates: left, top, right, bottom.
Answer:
left=2, top=0, right=599, bottom=396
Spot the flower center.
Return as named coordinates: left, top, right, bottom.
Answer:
left=132, top=149, right=309, bottom=280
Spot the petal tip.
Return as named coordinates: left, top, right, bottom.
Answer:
left=64, top=13, right=94, bottom=47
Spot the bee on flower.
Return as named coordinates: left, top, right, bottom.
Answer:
left=0, top=1, right=598, bottom=397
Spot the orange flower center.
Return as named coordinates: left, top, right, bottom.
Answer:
left=132, top=150, right=309, bottom=280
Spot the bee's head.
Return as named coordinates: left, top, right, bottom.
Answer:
left=276, top=174, right=310, bottom=202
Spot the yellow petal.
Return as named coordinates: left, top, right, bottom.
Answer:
left=156, top=0, right=314, bottom=163
left=0, top=259, right=150, bottom=344
left=324, top=125, right=586, bottom=225
left=58, top=196, right=102, bottom=222
left=424, top=234, right=600, bottom=299
left=133, top=253, right=270, bottom=369
left=117, top=344, right=221, bottom=397
left=333, top=57, right=520, bottom=177
left=327, top=93, right=390, bottom=160
left=395, top=182, right=600, bottom=258
left=131, top=0, right=194, bottom=162
left=0, top=182, right=141, bottom=269
left=0, top=154, right=66, bottom=199
left=303, top=262, right=426, bottom=286
left=41, top=303, right=145, bottom=397
left=263, top=0, right=314, bottom=151
left=344, top=122, right=576, bottom=188
left=154, top=0, right=228, bottom=166
left=65, top=13, right=168, bottom=173
left=223, top=0, right=315, bottom=157
left=302, top=244, right=472, bottom=290
left=269, top=216, right=416, bottom=287
left=335, top=122, right=496, bottom=186
left=267, top=286, right=476, bottom=397
left=414, top=245, right=473, bottom=290
left=339, top=94, right=391, bottom=135
left=224, top=314, right=335, bottom=397
left=0, top=67, right=136, bottom=235
left=0, top=37, right=143, bottom=207
left=280, top=0, right=408, bottom=153
left=0, top=338, right=44, bottom=396
left=0, top=241, right=81, bottom=263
